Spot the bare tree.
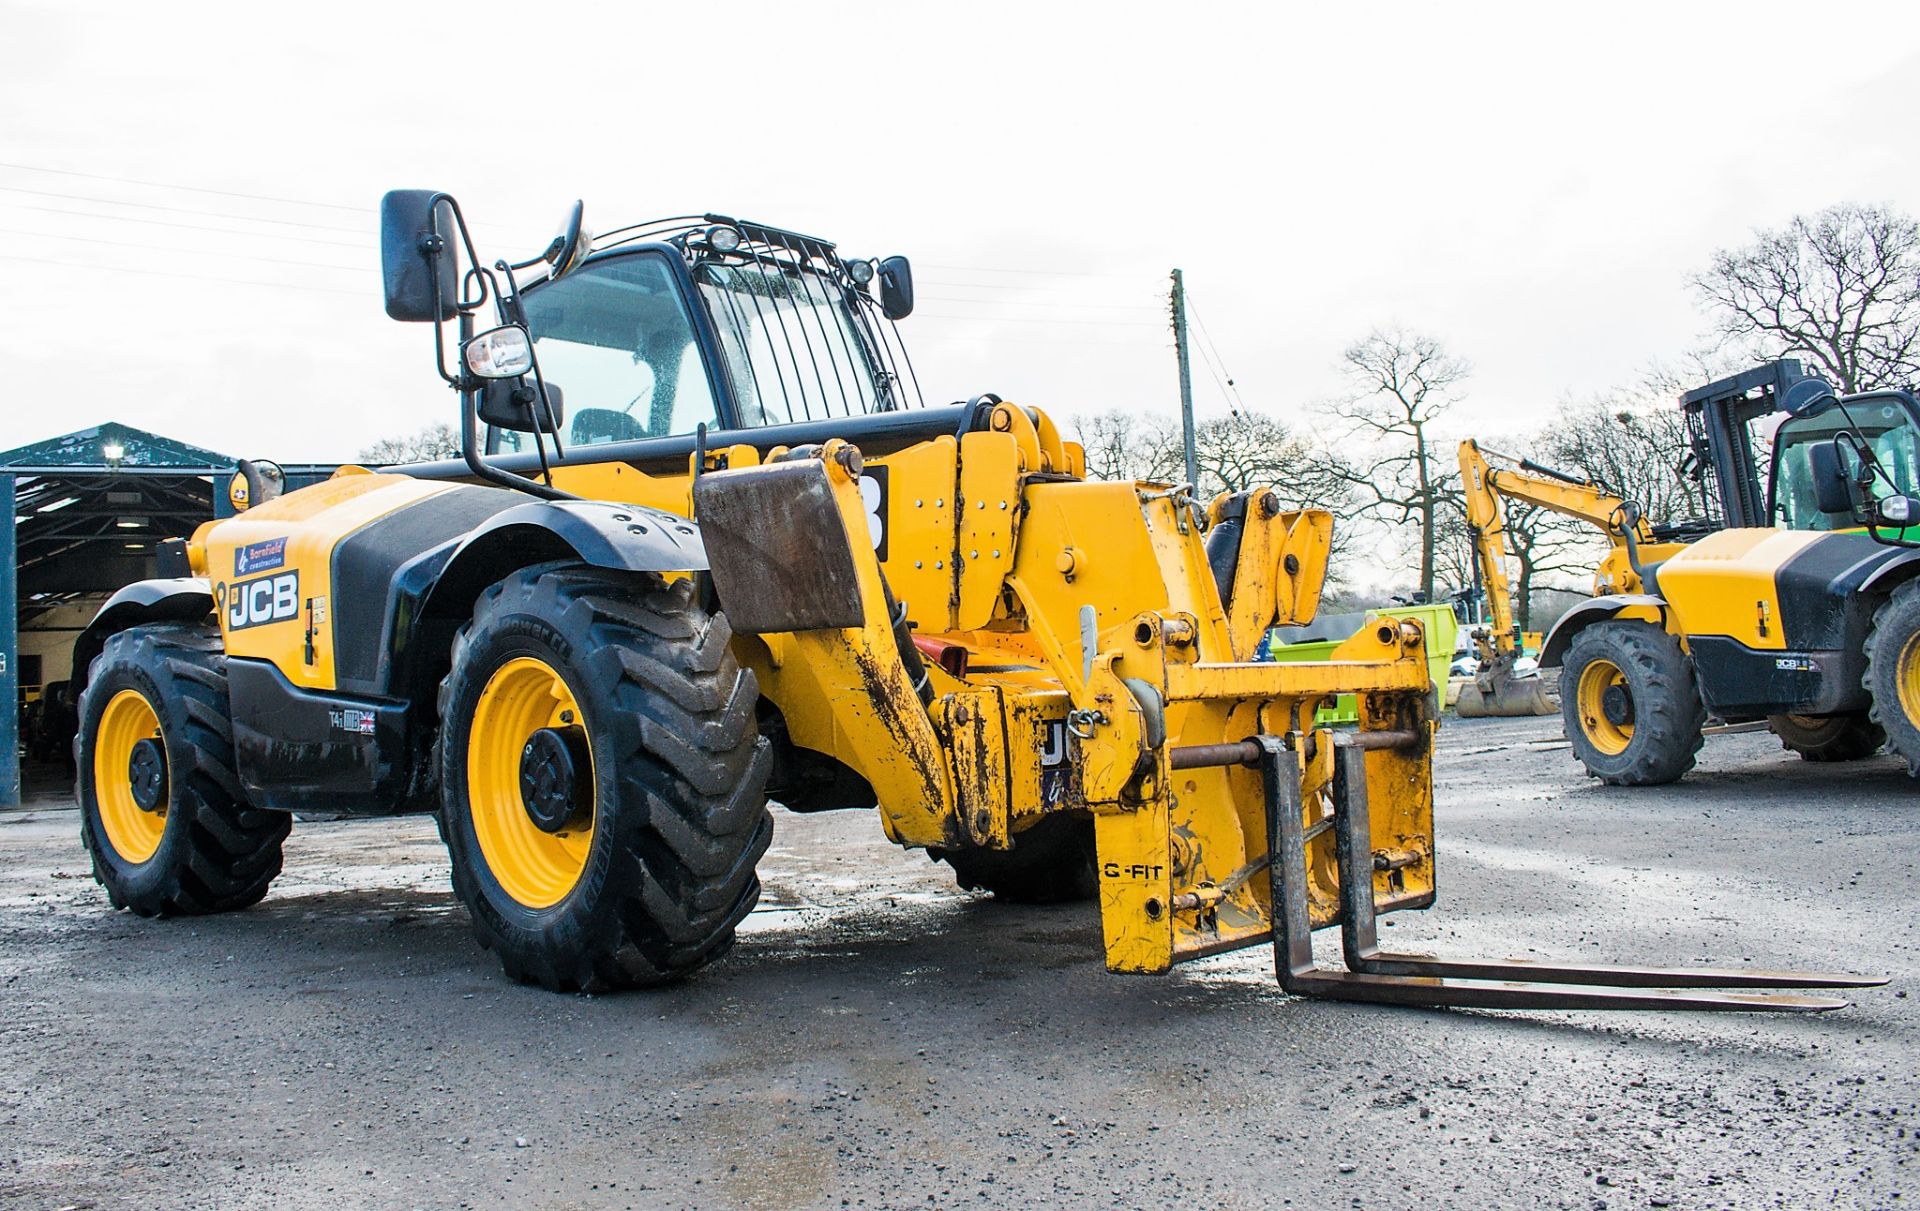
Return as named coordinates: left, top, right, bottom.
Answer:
left=1501, top=501, right=1597, bottom=632
left=1430, top=507, right=1478, bottom=608
left=1073, top=410, right=1183, bottom=483
left=359, top=422, right=460, bottom=466
left=1323, top=328, right=1469, bottom=600
left=1075, top=410, right=1147, bottom=481
left=1075, top=407, right=1358, bottom=571
left=1540, top=392, right=1706, bottom=522
left=1693, top=202, right=1920, bottom=392
left=1191, top=412, right=1350, bottom=510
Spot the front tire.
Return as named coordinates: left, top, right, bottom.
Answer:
left=1768, top=714, right=1884, bottom=762
left=75, top=623, right=288, bottom=915
left=1864, top=579, right=1920, bottom=777
left=1560, top=620, right=1705, bottom=786
left=438, top=564, right=772, bottom=991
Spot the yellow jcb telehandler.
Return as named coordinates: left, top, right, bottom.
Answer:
left=1465, top=360, right=1920, bottom=785
left=66, top=196, right=1876, bottom=1011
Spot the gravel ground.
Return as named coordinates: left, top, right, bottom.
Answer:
left=1, top=714, right=1915, bottom=1210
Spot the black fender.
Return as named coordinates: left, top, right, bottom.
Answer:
left=1858, top=548, right=1920, bottom=597
left=418, top=498, right=708, bottom=629
left=73, top=578, right=215, bottom=694
left=1540, top=593, right=1667, bottom=669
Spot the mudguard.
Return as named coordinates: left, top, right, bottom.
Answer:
left=418, top=498, right=708, bottom=623
left=1539, top=593, right=1667, bottom=668
left=1858, top=548, right=1920, bottom=597
left=72, top=578, right=215, bottom=693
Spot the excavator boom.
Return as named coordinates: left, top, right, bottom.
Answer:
left=1454, top=440, right=1650, bottom=717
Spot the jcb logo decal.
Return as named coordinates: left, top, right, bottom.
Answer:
left=226, top=571, right=300, bottom=631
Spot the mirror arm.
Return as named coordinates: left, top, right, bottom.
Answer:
left=486, top=257, right=563, bottom=476
left=460, top=386, right=571, bottom=502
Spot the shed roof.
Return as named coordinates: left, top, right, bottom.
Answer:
left=0, top=422, right=234, bottom=471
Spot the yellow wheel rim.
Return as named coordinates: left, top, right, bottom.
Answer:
left=93, top=689, right=168, bottom=864
left=466, top=656, right=595, bottom=909
left=1576, top=658, right=1635, bottom=757
left=1897, top=633, right=1920, bottom=727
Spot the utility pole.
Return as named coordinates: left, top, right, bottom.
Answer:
left=1170, top=268, right=1198, bottom=487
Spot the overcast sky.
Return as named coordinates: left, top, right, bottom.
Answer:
left=3, top=1, right=1918, bottom=463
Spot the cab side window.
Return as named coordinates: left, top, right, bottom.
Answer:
left=512, top=253, right=719, bottom=448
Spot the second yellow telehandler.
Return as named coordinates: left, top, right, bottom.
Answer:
left=1464, top=360, right=1920, bottom=785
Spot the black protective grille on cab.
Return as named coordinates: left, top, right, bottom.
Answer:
left=331, top=487, right=521, bottom=687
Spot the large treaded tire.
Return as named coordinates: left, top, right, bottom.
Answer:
left=438, top=564, right=773, bottom=991
left=1767, top=713, right=1884, bottom=762
left=1560, top=620, right=1706, bottom=786
left=1863, top=579, right=1920, bottom=778
left=930, top=813, right=1098, bottom=904
left=75, top=623, right=288, bottom=915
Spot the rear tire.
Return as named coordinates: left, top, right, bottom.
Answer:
left=438, top=564, right=773, bottom=991
left=1863, top=579, right=1920, bottom=777
left=1560, top=620, right=1705, bottom=786
left=75, top=623, right=288, bottom=915
left=1768, top=714, right=1884, bottom=762
left=931, top=813, right=1098, bottom=904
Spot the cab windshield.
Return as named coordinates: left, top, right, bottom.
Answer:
left=494, top=232, right=917, bottom=455
left=1772, top=396, right=1920, bottom=530
left=695, top=261, right=888, bottom=425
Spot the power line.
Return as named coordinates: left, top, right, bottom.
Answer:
left=3, top=201, right=370, bottom=250
left=0, top=227, right=374, bottom=274
left=922, top=261, right=1143, bottom=281
left=908, top=332, right=1162, bottom=349
left=1182, top=290, right=1251, bottom=416
left=0, top=253, right=366, bottom=297
left=0, top=161, right=525, bottom=236
left=919, top=293, right=1161, bottom=312
left=0, top=160, right=373, bottom=213
left=0, top=184, right=371, bottom=234
left=916, top=312, right=1160, bottom=327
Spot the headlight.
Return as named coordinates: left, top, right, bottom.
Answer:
left=846, top=258, right=875, bottom=285
left=463, top=324, right=534, bottom=379
left=707, top=224, right=744, bottom=254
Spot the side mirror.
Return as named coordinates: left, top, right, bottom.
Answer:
left=1808, top=440, right=1858, bottom=515
left=547, top=200, right=592, bottom=280
left=878, top=255, right=914, bottom=320
left=477, top=378, right=565, bottom=435
left=380, top=190, right=459, bottom=322
left=1781, top=375, right=1837, bottom=417
left=231, top=459, right=285, bottom=513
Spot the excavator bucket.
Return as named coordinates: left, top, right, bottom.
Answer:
left=1454, top=650, right=1556, bottom=717
left=1454, top=674, right=1555, bottom=717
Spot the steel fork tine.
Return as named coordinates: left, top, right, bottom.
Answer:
left=1259, top=734, right=1879, bottom=1012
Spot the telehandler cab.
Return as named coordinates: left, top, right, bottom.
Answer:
left=1464, top=359, right=1920, bottom=785
left=69, top=194, right=1877, bottom=1011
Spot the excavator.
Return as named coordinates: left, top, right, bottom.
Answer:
left=1454, top=440, right=1702, bottom=717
